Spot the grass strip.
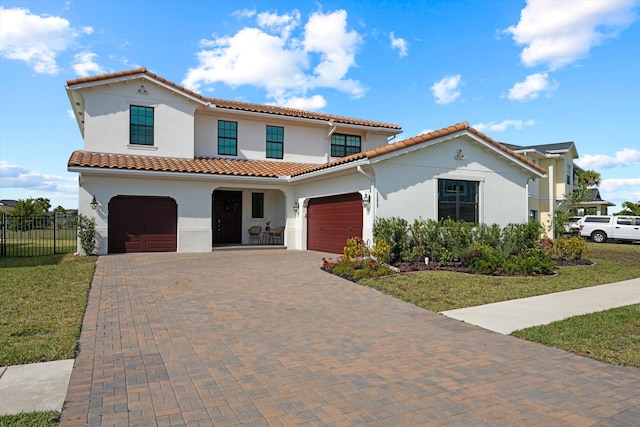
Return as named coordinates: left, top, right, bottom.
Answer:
left=0, top=411, right=60, bottom=427
left=0, top=254, right=96, bottom=366
left=512, top=304, right=640, bottom=368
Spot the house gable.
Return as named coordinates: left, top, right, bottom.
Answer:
left=66, top=67, right=401, bottom=164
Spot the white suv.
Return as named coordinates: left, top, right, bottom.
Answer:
left=578, top=215, right=640, bottom=243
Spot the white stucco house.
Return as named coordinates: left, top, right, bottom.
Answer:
left=66, top=67, right=547, bottom=254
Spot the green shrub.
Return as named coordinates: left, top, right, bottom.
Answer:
left=539, top=237, right=554, bottom=257
left=77, top=214, right=97, bottom=255
left=502, top=221, right=543, bottom=255
left=554, top=236, right=588, bottom=261
left=464, top=244, right=504, bottom=275
left=503, top=249, right=554, bottom=276
left=373, top=217, right=408, bottom=263
left=344, top=237, right=369, bottom=260
left=371, top=239, right=391, bottom=265
left=472, top=223, right=502, bottom=248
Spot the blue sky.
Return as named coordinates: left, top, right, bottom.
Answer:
left=1, top=0, right=639, bottom=211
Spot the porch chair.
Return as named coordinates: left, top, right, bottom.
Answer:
left=248, top=226, right=262, bottom=244
left=268, top=226, right=285, bottom=245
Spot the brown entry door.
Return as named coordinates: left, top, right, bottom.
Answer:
left=213, top=190, right=243, bottom=245
left=307, top=193, right=363, bottom=253
left=108, top=196, right=177, bottom=253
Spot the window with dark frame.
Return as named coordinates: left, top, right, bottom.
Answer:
left=438, top=179, right=479, bottom=224
left=330, top=133, right=361, bottom=157
left=218, top=120, right=238, bottom=156
left=130, top=105, right=154, bottom=145
left=266, top=125, right=284, bottom=159
left=252, top=192, right=264, bottom=218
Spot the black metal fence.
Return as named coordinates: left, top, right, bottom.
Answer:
left=0, top=213, right=77, bottom=257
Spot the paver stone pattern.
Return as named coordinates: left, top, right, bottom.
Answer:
left=61, top=251, right=640, bottom=426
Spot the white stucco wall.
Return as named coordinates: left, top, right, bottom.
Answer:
left=371, top=136, right=533, bottom=228
left=194, top=109, right=396, bottom=163
left=77, top=173, right=300, bottom=254
left=81, top=80, right=197, bottom=158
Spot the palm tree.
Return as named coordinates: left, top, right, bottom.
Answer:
left=617, top=201, right=640, bottom=216
left=577, top=170, right=601, bottom=188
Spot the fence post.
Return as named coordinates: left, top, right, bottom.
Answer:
left=53, top=214, right=57, bottom=254
left=1, top=213, right=5, bottom=257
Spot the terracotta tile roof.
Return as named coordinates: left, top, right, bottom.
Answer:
left=66, top=67, right=402, bottom=131
left=68, top=151, right=317, bottom=178
left=292, top=122, right=547, bottom=176
left=68, top=122, right=547, bottom=179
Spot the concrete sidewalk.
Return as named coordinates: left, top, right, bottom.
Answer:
left=0, top=359, right=74, bottom=416
left=441, top=277, right=640, bottom=334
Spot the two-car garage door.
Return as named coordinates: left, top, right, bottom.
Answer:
left=108, top=196, right=177, bottom=253
left=307, top=193, right=363, bottom=254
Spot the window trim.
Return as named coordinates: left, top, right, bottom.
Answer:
left=330, top=133, right=361, bottom=157
left=266, top=125, right=284, bottom=159
left=129, top=105, right=154, bottom=146
left=218, top=120, right=238, bottom=156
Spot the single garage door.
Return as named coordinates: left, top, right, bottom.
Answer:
left=307, top=193, right=363, bottom=253
left=108, top=196, right=177, bottom=253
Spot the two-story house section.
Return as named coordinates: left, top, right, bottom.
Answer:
left=503, top=142, right=581, bottom=236
left=67, top=67, right=546, bottom=255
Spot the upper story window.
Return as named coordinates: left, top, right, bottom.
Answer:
left=566, top=164, right=572, bottom=185
left=218, top=120, right=238, bottom=156
left=266, top=125, right=284, bottom=159
left=130, top=105, right=154, bottom=146
left=331, top=134, right=361, bottom=157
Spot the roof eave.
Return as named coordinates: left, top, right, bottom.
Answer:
left=67, top=165, right=292, bottom=183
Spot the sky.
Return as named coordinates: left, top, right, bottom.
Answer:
left=1, top=0, right=639, bottom=211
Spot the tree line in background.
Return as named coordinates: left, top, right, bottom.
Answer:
left=0, top=197, right=69, bottom=217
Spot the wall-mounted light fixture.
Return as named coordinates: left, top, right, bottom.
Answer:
left=90, top=195, right=99, bottom=210
left=362, top=193, right=371, bottom=209
left=293, top=200, right=300, bottom=212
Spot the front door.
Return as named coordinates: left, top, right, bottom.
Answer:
left=213, top=190, right=243, bottom=245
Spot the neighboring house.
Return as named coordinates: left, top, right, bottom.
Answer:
left=0, top=200, right=17, bottom=212
left=66, top=68, right=546, bottom=254
left=504, top=142, right=613, bottom=237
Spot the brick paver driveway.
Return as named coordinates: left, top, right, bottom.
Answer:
left=61, top=250, right=640, bottom=426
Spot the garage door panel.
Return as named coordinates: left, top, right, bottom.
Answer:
left=108, top=196, right=177, bottom=253
left=307, top=193, right=363, bottom=254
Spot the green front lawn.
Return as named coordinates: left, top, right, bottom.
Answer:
left=0, top=411, right=59, bottom=427
left=0, top=254, right=96, bottom=366
left=360, top=242, right=640, bottom=312
left=513, top=304, right=640, bottom=368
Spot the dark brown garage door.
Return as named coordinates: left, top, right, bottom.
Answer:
left=307, top=193, right=363, bottom=253
left=108, top=196, right=177, bottom=253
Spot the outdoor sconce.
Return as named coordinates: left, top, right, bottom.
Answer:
left=362, top=193, right=371, bottom=209
left=293, top=200, right=300, bottom=212
left=90, top=195, right=99, bottom=210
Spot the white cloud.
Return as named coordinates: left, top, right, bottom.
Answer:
left=232, top=8, right=256, bottom=19
left=257, top=10, right=300, bottom=39
left=82, top=26, right=94, bottom=35
left=430, top=74, right=462, bottom=104
left=600, top=177, right=640, bottom=193
left=0, top=7, right=79, bottom=74
left=182, top=9, right=364, bottom=109
left=576, top=148, right=640, bottom=170
left=390, top=32, right=408, bottom=57
left=508, top=72, right=557, bottom=101
left=0, top=161, right=76, bottom=194
left=276, top=94, right=327, bottom=110
left=67, top=109, right=75, bottom=119
left=506, top=0, right=638, bottom=70
left=72, top=52, right=104, bottom=77
left=472, top=119, right=536, bottom=132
